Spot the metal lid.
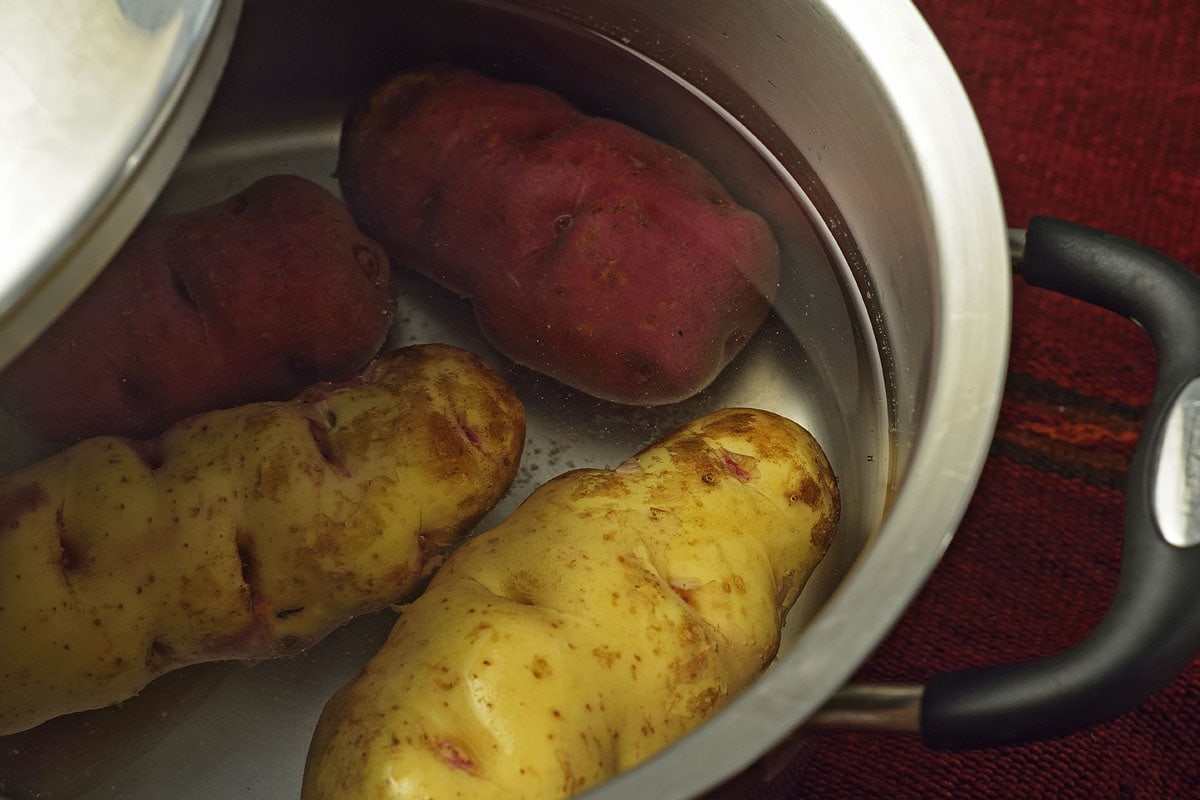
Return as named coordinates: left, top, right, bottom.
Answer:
left=0, top=0, right=243, bottom=370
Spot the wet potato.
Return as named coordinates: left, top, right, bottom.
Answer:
left=0, top=175, right=394, bottom=444
left=338, top=65, right=781, bottom=406
left=303, top=407, right=839, bottom=800
left=0, top=344, right=525, bottom=736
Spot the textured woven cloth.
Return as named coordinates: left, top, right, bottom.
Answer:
left=788, top=1, right=1200, bottom=798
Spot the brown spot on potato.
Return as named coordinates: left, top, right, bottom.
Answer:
left=571, top=473, right=631, bottom=501
left=415, top=409, right=478, bottom=481
left=592, top=646, right=620, bottom=668
left=712, top=409, right=760, bottom=431
left=669, top=580, right=698, bottom=606
left=529, top=656, right=551, bottom=678
left=503, top=574, right=542, bottom=607
left=686, top=686, right=723, bottom=717
left=792, top=476, right=821, bottom=508
left=466, top=621, right=494, bottom=643
left=810, top=512, right=839, bottom=554
left=501, top=575, right=540, bottom=606
left=664, top=436, right=721, bottom=476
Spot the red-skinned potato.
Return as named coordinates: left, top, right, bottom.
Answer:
left=338, top=65, right=780, bottom=406
left=0, top=175, right=394, bottom=443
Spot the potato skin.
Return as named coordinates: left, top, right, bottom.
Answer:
left=0, top=174, right=394, bottom=443
left=338, top=65, right=781, bottom=406
left=303, top=407, right=839, bottom=800
left=0, top=343, right=525, bottom=736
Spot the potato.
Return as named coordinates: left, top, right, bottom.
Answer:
left=338, top=65, right=780, bottom=406
left=303, top=407, right=839, bottom=800
left=0, top=343, right=525, bottom=736
left=0, top=174, right=394, bottom=443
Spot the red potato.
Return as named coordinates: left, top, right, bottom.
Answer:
left=0, top=175, right=394, bottom=443
left=338, top=65, right=780, bottom=406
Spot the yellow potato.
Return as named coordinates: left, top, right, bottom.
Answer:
left=0, top=343, right=525, bottom=736
left=303, top=407, right=839, bottom=800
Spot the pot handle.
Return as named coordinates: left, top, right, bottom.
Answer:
left=919, top=215, right=1200, bottom=749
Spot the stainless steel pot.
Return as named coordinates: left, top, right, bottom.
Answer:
left=2, top=1, right=1197, bottom=798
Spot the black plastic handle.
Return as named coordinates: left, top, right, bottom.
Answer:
left=921, top=215, right=1200, bottom=750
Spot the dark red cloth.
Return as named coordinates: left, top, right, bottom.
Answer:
left=792, top=1, right=1200, bottom=798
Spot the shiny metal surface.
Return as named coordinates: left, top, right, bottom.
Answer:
left=0, top=0, right=242, bottom=370
left=803, top=683, right=924, bottom=734
left=1009, top=227, right=1029, bottom=267
left=0, top=0, right=1010, bottom=797
left=1153, top=377, right=1200, bottom=547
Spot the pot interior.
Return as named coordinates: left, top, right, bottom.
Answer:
left=0, top=1, right=1007, bottom=798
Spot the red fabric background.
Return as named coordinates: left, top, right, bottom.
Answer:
left=792, top=1, right=1200, bottom=798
